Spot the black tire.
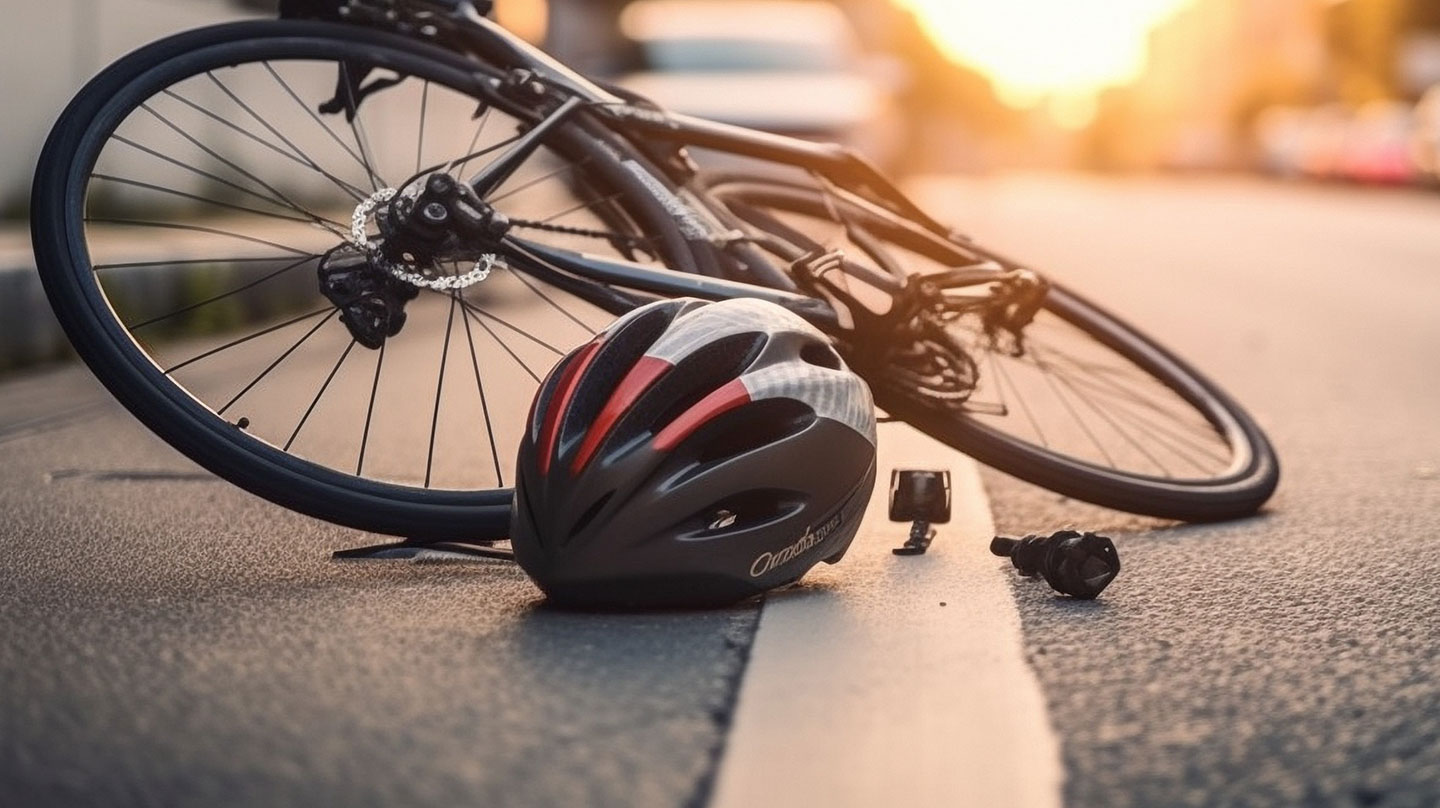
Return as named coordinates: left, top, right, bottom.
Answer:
left=704, top=176, right=1279, bottom=522
left=31, top=21, right=697, bottom=540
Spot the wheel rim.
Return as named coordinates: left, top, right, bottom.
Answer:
left=60, top=33, right=682, bottom=500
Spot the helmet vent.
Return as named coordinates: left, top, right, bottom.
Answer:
left=800, top=341, right=843, bottom=370
left=605, top=332, right=766, bottom=449
left=568, top=490, right=615, bottom=542
left=691, top=398, right=816, bottom=466
left=556, top=306, right=678, bottom=455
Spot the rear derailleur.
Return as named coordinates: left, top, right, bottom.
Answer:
left=319, top=173, right=511, bottom=349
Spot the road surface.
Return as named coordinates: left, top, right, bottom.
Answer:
left=2, top=174, right=1438, bottom=806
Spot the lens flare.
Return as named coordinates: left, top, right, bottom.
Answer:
left=897, top=0, right=1192, bottom=121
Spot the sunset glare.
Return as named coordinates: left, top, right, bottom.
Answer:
left=897, top=0, right=1192, bottom=121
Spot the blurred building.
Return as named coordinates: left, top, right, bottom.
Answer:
left=1, top=0, right=267, bottom=218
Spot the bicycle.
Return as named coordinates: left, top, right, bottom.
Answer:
left=29, top=0, right=1279, bottom=541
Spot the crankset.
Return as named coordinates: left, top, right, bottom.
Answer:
left=789, top=249, right=1052, bottom=409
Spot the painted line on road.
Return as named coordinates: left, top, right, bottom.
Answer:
left=709, top=423, right=1062, bottom=808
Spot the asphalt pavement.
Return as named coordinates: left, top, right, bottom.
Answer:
left=916, top=174, right=1440, bottom=808
left=3, top=174, right=1439, bottom=806
left=0, top=363, right=755, bottom=807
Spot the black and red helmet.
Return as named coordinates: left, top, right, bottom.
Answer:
left=510, top=298, right=878, bottom=608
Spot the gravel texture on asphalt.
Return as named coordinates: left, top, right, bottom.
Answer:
left=0, top=370, right=758, bottom=808
left=923, top=176, right=1440, bottom=808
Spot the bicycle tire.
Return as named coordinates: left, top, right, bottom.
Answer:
left=703, top=175, right=1279, bottom=522
left=31, top=21, right=699, bottom=540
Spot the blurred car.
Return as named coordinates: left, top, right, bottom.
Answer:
left=1254, top=105, right=1308, bottom=178
left=1334, top=101, right=1416, bottom=186
left=1293, top=104, right=1352, bottom=181
left=615, top=0, right=906, bottom=170
left=1410, top=84, right=1440, bottom=183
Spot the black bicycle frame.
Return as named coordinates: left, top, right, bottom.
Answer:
left=343, top=0, right=1006, bottom=330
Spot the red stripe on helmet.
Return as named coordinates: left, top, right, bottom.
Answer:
left=653, top=378, right=751, bottom=451
left=571, top=356, right=673, bottom=474
left=537, top=340, right=601, bottom=475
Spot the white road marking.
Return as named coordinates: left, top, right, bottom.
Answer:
left=709, top=423, right=1063, bottom=808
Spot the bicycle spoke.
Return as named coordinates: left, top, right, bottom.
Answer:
left=91, top=174, right=326, bottom=227
left=488, top=158, right=591, bottom=205
left=83, top=218, right=316, bottom=257
left=983, top=349, right=1011, bottom=416
left=469, top=96, right=585, bottom=199
left=1034, top=343, right=1180, bottom=474
left=96, top=256, right=299, bottom=271
left=65, top=38, right=674, bottom=500
left=454, top=294, right=566, bottom=355
left=163, top=305, right=333, bottom=375
left=1033, top=346, right=1217, bottom=442
left=216, top=308, right=340, bottom=416
left=357, top=341, right=386, bottom=477
left=339, top=62, right=385, bottom=192
left=416, top=80, right=429, bottom=176
left=424, top=294, right=459, bottom=488
left=538, top=191, right=625, bottom=225
left=263, top=62, right=375, bottom=181
left=159, top=89, right=368, bottom=203
left=1024, top=334, right=1220, bottom=443
left=456, top=291, right=505, bottom=486
left=110, top=134, right=345, bottom=232
left=207, top=70, right=370, bottom=204
left=1022, top=354, right=1229, bottom=469
left=127, top=255, right=319, bottom=331
left=990, top=352, right=1048, bottom=448
left=450, top=131, right=527, bottom=183
left=448, top=103, right=493, bottom=177
left=285, top=339, right=357, bottom=451
left=1046, top=363, right=1225, bottom=473
left=1024, top=344, right=1126, bottom=471
left=507, top=266, right=601, bottom=336
left=460, top=302, right=544, bottom=383
left=134, top=102, right=359, bottom=226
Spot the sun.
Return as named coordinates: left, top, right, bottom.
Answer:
left=896, top=0, right=1193, bottom=122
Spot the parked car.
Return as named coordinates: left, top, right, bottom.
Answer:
left=614, top=0, right=906, bottom=170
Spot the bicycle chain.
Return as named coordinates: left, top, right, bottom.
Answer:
left=509, top=217, right=651, bottom=249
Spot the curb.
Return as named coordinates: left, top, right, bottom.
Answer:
left=0, top=264, right=69, bottom=371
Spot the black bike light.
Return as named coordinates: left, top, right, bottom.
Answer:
left=990, top=530, right=1120, bottom=599
left=888, top=469, right=952, bottom=524
left=889, top=469, right=951, bottom=555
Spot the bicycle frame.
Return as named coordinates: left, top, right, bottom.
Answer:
left=322, top=0, right=1012, bottom=332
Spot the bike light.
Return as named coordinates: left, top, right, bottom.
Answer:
left=889, top=469, right=951, bottom=555
left=990, top=530, right=1120, bottom=599
left=889, top=469, right=952, bottom=524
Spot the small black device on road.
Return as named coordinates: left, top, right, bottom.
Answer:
left=890, top=469, right=951, bottom=556
left=990, top=531, right=1120, bottom=599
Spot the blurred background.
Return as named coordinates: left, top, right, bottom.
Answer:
left=9, top=0, right=1440, bottom=206
left=5, top=0, right=1440, bottom=368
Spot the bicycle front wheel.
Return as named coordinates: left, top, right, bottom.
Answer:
left=704, top=175, right=1279, bottom=522
left=31, top=21, right=700, bottom=540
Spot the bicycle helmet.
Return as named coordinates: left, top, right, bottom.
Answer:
left=510, top=297, right=878, bottom=608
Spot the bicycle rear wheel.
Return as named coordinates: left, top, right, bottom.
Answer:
left=31, top=21, right=698, bottom=540
left=704, top=175, right=1278, bottom=521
